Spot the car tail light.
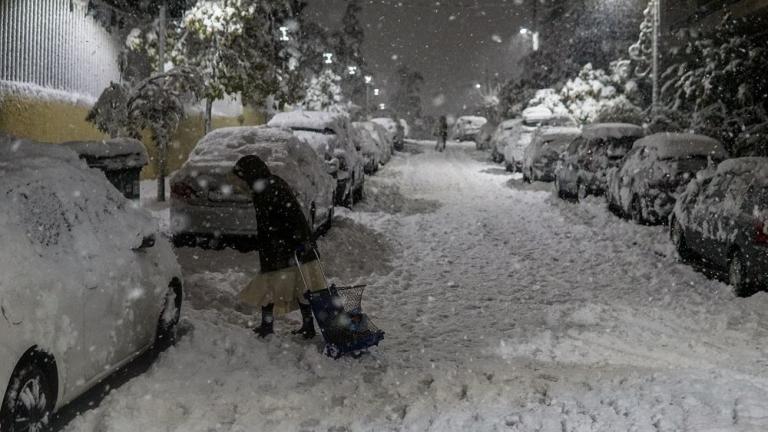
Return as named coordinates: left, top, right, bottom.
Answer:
left=755, top=219, right=768, bottom=245
left=171, top=182, right=197, bottom=200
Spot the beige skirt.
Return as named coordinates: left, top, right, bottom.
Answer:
left=239, top=260, right=327, bottom=315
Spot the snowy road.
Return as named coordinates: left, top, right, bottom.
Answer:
left=66, top=141, right=768, bottom=431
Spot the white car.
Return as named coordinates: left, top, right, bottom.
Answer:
left=268, top=111, right=365, bottom=205
left=453, top=116, right=488, bottom=142
left=371, top=117, right=404, bottom=151
left=353, top=121, right=393, bottom=170
left=170, top=127, right=336, bottom=247
left=0, top=136, right=182, bottom=431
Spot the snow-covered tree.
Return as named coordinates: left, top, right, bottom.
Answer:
left=390, top=65, right=424, bottom=127
left=301, top=68, right=344, bottom=111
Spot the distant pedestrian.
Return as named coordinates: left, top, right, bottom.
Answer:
left=434, top=115, right=448, bottom=152
left=233, top=155, right=327, bottom=339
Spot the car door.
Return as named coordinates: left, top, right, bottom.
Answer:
left=78, top=187, right=146, bottom=381
left=7, top=180, right=89, bottom=399
left=696, top=174, right=731, bottom=264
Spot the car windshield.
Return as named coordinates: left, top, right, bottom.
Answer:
left=670, top=155, right=710, bottom=173
left=606, top=137, right=637, bottom=159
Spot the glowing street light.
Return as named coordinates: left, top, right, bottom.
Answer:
left=474, top=83, right=482, bottom=89
left=279, top=26, right=290, bottom=41
left=364, top=75, right=372, bottom=84
left=323, top=53, right=333, bottom=64
left=373, top=88, right=380, bottom=96
left=519, top=28, right=530, bottom=35
left=347, top=65, right=358, bottom=76
left=378, top=103, right=386, bottom=110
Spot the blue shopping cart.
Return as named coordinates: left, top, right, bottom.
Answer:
left=296, top=251, right=385, bottom=359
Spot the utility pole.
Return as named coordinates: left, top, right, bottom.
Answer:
left=156, top=0, right=168, bottom=202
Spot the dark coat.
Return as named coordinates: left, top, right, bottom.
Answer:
left=251, top=175, right=317, bottom=273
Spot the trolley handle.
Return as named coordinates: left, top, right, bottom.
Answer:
left=294, top=247, right=330, bottom=294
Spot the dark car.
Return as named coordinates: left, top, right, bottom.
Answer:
left=607, top=133, right=728, bottom=225
left=555, top=123, right=644, bottom=201
left=670, top=157, right=768, bottom=297
left=522, top=126, right=582, bottom=183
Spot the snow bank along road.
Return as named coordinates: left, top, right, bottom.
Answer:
left=66, top=141, right=768, bottom=432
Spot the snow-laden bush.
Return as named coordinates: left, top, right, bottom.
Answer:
left=595, top=95, right=645, bottom=124
left=527, top=88, right=568, bottom=116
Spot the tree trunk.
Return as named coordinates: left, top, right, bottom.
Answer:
left=156, top=133, right=168, bottom=202
left=204, top=98, right=213, bottom=134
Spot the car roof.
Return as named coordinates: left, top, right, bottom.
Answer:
left=633, top=133, right=727, bottom=160
left=267, top=110, right=346, bottom=131
left=537, top=127, right=582, bottom=142
left=716, top=157, right=768, bottom=180
left=582, top=123, right=644, bottom=141
left=188, top=126, right=296, bottom=165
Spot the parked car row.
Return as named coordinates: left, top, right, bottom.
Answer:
left=484, top=113, right=767, bottom=297
left=170, top=111, right=400, bottom=248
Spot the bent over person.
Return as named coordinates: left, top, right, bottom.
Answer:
left=233, top=155, right=327, bottom=338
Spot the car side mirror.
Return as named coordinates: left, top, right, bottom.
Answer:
left=134, top=234, right=156, bottom=251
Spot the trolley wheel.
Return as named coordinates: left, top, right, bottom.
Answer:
left=350, top=350, right=366, bottom=359
left=324, top=344, right=341, bottom=359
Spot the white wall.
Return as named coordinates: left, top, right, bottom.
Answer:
left=0, top=0, right=122, bottom=99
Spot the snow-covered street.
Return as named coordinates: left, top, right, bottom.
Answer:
left=65, top=141, right=768, bottom=432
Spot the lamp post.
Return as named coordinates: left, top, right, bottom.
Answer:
left=651, top=0, right=661, bottom=117
left=364, top=75, right=372, bottom=115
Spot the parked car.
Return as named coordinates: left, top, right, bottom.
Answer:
left=670, top=157, right=768, bottom=297
left=495, top=108, right=577, bottom=171
left=453, top=116, right=487, bottom=142
left=555, top=123, right=645, bottom=201
left=351, top=121, right=381, bottom=174
left=371, top=117, right=405, bottom=151
left=61, top=138, right=149, bottom=200
left=268, top=110, right=365, bottom=206
left=0, top=136, right=183, bottom=431
left=522, top=126, right=582, bottom=183
left=490, top=119, right=522, bottom=164
left=607, top=133, right=728, bottom=225
left=170, top=127, right=336, bottom=248
left=474, top=121, right=497, bottom=151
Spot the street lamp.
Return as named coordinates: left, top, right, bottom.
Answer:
left=347, top=65, right=358, bottom=76
left=373, top=88, right=380, bottom=96
left=364, top=75, right=373, bottom=115
left=279, top=26, right=290, bottom=41
left=364, top=75, right=372, bottom=84
left=379, top=103, right=386, bottom=110
left=323, top=53, right=333, bottom=64
left=519, top=27, right=539, bottom=51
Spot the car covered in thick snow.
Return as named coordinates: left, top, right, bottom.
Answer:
left=607, top=133, right=728, bottom=225
left=170, top=127, right=336, bottom=247
left=371, top=117, right=405, bottom=151
left=351, top=121, right=384, bottom=174
left=452, top=116, right=487, bottom=142
left=555, top=123, right=645, bottom=201
left=522, top=126, right=582, bottom=183
left=670, top=157, right=768, bottom=297
left=0, top=136, right=182, bottom=431
left=268, top=111, right=364, bottom=206
left=474, top=121, right=497, bottom=151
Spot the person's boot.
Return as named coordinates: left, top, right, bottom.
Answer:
left=292, top=303, right=316, bottom=339
left=254, top=304, right=274, bottom=338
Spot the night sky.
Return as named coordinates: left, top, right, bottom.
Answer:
left=307, top=0, right=534, bottom=116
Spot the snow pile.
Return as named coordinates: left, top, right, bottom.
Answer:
left=61, top=138, right=149, bottom=170
left=0, top=80, right=96, bottom=107
left=634, top=133, right=727, bottom=160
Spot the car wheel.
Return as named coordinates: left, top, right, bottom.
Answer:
left=729, top=251, right=756, bottom=297
left=630, top=196, right=644, bottom=224
left=154, top=281, right=182, bottom=353
left=670, top=220, right=691, bottom=262
left=577, top=182, right=588, bottom=202
left=0, top=362, right=54, bottom=432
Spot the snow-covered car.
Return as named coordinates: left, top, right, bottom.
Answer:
left=61, top=138, right=149, bottom=200
left=371, top=117, right=405, bottom=151
left=268, top=111, right=365, bottom=206
left=170, top=127, right=336, bottom=247
left=0, top=137, right=183, bottom=431
left=494, top=108, right=576, bottom=171
left=607, top=133, right=728, bottom=225
left=352, top=121, right=394, bottom=174
left=489, top=119, right=521, bottom=164
left=399, top=118, right=411, bottom=138
left=670, top=157, right=768, bottom=297
left=522, top=126, right=582, bottom=183
left=555, top=123, right=645, bottom=201
left=452, top=116, right=487, bottom=142
left=474, top=121, right=497, bottom=151
left=362, top=121, right=393, bottom=165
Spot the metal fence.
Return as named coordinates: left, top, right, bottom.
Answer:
left=0, top=0, right=122, bottom=99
